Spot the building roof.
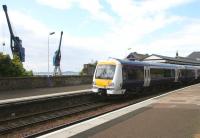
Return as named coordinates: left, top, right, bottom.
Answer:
left=187, top=52, right=200, bottom=61
left=126, top=52, right=149, bottom=60
left=144, top=54, right=200, bottom=66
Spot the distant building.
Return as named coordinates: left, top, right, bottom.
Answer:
left=143, top=52, right=200, bottom=66
left=80, top=63, right=97, bottom=76
left=126, top=52, right=149, bottom=61
left=187, top=51, right=200, bottom=61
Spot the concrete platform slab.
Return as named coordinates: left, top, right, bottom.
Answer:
left=40, top=84, right=200, bottom=138
left=0, top=85, right=91, bottom=104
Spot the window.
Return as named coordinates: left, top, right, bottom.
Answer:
left=186, top=69, right=195, bottom=77
left=123, top=66, right=143, bottom=81
left=170, top=70, right=175, bottom=77
left=151, top=68, right=174, bottom=79
left=180, top=69, right=195, bottom=77
left=180, top=69, right=187, bottom=77
left=95, top=65, right=116, bottom=79
left=151, top=69, right=164, bottom=79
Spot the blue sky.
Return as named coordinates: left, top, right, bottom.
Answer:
left=0, top=0, right=200, bottom=72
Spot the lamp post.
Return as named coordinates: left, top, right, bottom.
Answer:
left=2, top=42, right=5, bottom=54
left=125, top=48, right=131, bottom=58
left=48, top=32, right=55, bottom=77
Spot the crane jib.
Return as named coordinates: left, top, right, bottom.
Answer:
left=2, top=5, right=25, bottom=62
left=53, top=31, right=63, bottom=66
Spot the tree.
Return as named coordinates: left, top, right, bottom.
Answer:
left=0, top=53, right=33, bottom=77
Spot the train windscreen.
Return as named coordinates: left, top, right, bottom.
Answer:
left=95, top=65, right=116, bottom=79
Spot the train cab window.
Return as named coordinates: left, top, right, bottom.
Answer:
left=95, top=65, right=116, bottom=79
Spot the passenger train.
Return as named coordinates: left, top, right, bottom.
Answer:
left=92, top=59, right=200, bottom=95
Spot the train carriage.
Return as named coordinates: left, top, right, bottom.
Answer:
left=92, top=58, right=200, bottom=95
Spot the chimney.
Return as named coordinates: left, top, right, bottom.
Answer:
left=176, top=51, right=179, bottom=58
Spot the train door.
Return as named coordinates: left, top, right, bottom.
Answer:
left=147, top=67, right=151, bottom=86
left=144, top=66, right=150, bottom=87
left=175, top=68, right=179, bottom=82
left=195, top=69, right=198, bottom=79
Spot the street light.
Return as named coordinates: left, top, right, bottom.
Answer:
left=2, top=42, right=5, bottom=54
left=125, top=48, right=132, bottom=58
left=48, top=32, right=55, bottom=76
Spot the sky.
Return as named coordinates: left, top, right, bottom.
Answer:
left=0, top=0, right=200, bottom=72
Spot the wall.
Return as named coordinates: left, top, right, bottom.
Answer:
left=0, top=76, right=93, bottom=91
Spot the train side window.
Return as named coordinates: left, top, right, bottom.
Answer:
left=180, top=70, right=187, bottom=77
left=186, top=70, right=195, bottom=77
left=170, top=69, right=175, bottom=77
left=123, top=66, right=143, bottom=81
left=151, top=68, right=164, bottom=79
left=164, top=69, right=171, bottom=77
left=122, top=68, right=128, bottom=81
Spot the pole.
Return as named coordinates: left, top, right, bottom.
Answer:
left=2, top=42, right=5, bottom=54
left=48, top=36, right=49, bottom=76
left=48, top=32, right=55, bottom=77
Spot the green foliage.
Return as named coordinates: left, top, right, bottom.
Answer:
left=0, top=53, right=33, bottom=77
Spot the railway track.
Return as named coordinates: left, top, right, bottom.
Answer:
left=0, top=92, right=107, bottom=135
left=0, top=100, right=110, bottom=135
left=0, top=91, right=94, bottom=122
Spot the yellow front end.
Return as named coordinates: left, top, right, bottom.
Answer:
left=92, top=61, right=116, bottom=94
left=95, top=79, right=112, bottom=88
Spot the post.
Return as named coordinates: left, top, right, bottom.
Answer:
left=3, top=42, right=5, bottom=54
left=48, top=32, right=55, bottom=77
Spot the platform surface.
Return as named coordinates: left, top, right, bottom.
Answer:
left=0, top=84, right=91, bottom=103
left=79, top=84, right=200, bottom=138
left=41, top=84, right=200, bottom=138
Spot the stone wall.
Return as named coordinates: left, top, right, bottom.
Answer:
left=0, top=76, right=93, bottom=91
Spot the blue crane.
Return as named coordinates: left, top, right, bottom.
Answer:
left=53, top=31, right=63, bottom=75
left=2, top=5, right=25, bottom=62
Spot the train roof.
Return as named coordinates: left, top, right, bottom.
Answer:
left=115, top=59, right=197, bottom=69
left=97, top=58, right=199, bottom=70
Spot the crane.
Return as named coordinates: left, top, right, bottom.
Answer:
left=2, top=5, right=25, bottom=62
left=53, top=31, right=63, bottom=76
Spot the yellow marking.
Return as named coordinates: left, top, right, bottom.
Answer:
left=95, top=79, right=112, bottom=88
left=98, top=61, right=116, bottom=65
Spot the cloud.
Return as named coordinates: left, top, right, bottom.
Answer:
left=36, top=0, right=73, bottom=10
left=133, top=21, right=200, bottom=57
left=36, top=0, right=114, bottom=23
left=1, top=0, right=199, bottom=72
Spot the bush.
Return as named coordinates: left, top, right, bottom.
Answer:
left=0, top=53, right=33, bottom=77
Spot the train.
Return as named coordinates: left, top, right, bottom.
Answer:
left=92, top=58, right=200, bottom=95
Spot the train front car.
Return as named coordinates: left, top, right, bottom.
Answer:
left=92, top=59, right=124, bottom=95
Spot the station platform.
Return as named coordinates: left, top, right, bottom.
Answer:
left=0, top=84, right=91, bottom=104
left=41, top=83, right=200, bottom=138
